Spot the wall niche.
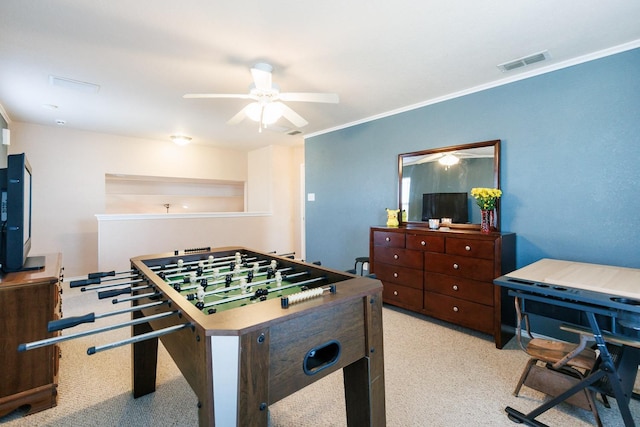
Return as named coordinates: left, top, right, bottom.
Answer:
left=105, top=174, right=245, bottom=214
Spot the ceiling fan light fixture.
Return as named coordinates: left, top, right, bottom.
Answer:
left=171, top=135, right=192, bottom=146
left=245, top=102, right=283, bottom=125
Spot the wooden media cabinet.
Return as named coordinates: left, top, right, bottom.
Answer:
left=0, top=253, right=63, bottom=418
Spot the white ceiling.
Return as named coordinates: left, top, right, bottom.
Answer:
left=1, top=1, right=639, bottom=151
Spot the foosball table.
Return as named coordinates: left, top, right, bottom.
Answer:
left=21, top=247, right=386, bottom=426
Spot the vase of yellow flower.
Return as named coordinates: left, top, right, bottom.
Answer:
left=470, top=187, right=502, bottom=234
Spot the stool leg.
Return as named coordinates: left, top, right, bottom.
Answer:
left=514, top=358, right=538, bottom=396
left=584, top=389, right=603, bottom=427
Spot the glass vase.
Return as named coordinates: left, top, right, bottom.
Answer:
left=480, top=209, right=493, bottom=234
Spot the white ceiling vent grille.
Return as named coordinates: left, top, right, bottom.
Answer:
left=497, top=50, right=551, bottom=72
left=49, top=75, right=100, bottom=93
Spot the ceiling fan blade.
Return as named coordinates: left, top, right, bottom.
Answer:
left=184, top=93, right=251, bottom=99
left=251, top=63, right=273, bottom=91
left=227, top=105, right=251, bottom=125
left=279, top=92, right=339, bottom=103
left=278, top=102, right=308, bottom=128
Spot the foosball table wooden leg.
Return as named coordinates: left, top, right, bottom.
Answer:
left=131, top=316, right=159, bottom=398
left=343, top=293, right=386, bottom=427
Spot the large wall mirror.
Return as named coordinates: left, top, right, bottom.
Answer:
left=398, top=139, right=501, bottom=230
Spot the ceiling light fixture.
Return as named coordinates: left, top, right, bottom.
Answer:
left=170, top=135, right=192, bottom=146
left=245, top=102, right=284, bottom=131
left=438, top=153, right=459, bottom=166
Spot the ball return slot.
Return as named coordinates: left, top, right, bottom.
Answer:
left=303, top=340, right=341, bottom=375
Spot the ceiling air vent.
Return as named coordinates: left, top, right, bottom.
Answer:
left=497, top=50, right=551, bottom=72
left=49, top=75, right=100, bottom=93
left=287, top=130, right=302, bottom=136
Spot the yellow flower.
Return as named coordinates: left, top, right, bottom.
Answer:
left=470, top=187, right=502, bottom=210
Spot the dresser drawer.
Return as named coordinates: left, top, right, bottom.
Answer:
left=446, top=238, right=495, bottom=259
left=374, top=246, right=422, bottom=269
left=374, top=263, right=423, bottom=290
left=382, top=283, right=422, bottom=311
left=424, top=292, right=494, bottom=334
left=373, top=230, right=405, bottom=248
left=425, top=272, right=494, bottom=306
left=425, top=252, right=494, bottom=281
left=406, top=234, right=445, bottom=252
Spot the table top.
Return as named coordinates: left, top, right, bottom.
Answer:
left=0, top=253, right=62, bottom=288
left=506, top=258, right=640, bottom=301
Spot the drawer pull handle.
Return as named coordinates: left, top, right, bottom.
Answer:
left=465, top=245, right=471, bottom=251
left=453, top=263, right=459, bottom=270
left=452, top=285, right=459, bottom=291
left=421, top=241, right=426, bottom=246
left=453, top=306, right=459, bottom=312
left=394, top=254, right=399, bottom=260
left=385, top=237, right=391, bottom=242
left=393, top=290, right=398, bottom=296
left=393, top=272, right=398, bottom=278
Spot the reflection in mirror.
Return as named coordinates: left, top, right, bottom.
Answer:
left=399, top=140, right=500, bottom=230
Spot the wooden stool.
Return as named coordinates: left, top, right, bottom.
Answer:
left=513, top=298, right=603, bottom=426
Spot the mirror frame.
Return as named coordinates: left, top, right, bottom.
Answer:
left=398, top=139, right=501, bottom=230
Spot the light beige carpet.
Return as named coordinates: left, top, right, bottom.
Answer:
left=2, top=285, right=639, bottom=426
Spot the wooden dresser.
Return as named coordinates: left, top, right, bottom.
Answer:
left=370, top=226, right=515, bottom=348
left=0, top=253, right=63, bottom=417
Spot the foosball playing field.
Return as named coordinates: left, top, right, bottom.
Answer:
left=151, top=250, right=338, bottom=314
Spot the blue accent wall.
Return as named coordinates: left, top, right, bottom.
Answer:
left=305, top=48, right=640, bottom=271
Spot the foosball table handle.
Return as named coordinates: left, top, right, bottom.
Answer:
left=98, top=287, right=132, bottom=299
left=48, top=313, right=96, bottom=332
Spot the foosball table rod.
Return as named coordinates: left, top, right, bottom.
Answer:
left=97, top=284, right=152, bottom=299
left=80, top=278, right=146, bottom=292
left=87, top=323, right=193, bottom=355
left=111, top=292, right=162, bottom=304
left=47, top=300, right=168, bottom=332
left=19, top=310, right=178, bottom=352
left=71, top=273, right=143, bottom=288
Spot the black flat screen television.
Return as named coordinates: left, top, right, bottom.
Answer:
left=1, top=153, right=43, bottom=272
left=421, top=192, right=469, bottom=223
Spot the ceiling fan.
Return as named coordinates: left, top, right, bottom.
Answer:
left=184, top=63, right=339, bottom=132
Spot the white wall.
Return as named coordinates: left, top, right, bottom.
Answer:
left=248, top=145, right=303, bottom=258
left=96, top=213, right=279, bottom=274
left=9, top=122, right=302, bottom=276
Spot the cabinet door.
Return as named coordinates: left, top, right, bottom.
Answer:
left=0, top=282, right=55, bottom=397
